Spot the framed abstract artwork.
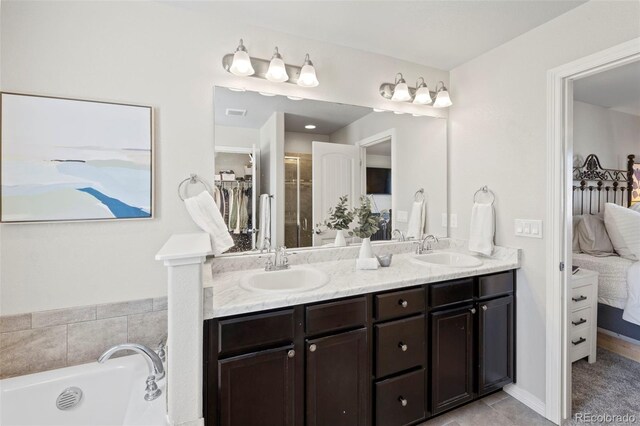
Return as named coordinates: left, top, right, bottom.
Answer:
left=1, top=93, right=153, bottom=223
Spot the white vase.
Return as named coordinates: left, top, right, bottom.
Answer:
left=358, top=237, right=374, bottom=259
left=334, top=230, right=347, bottom=247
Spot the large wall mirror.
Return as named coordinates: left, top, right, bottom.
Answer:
left=213, top=86, right=447, bottom=255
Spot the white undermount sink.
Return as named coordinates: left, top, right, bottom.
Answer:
left=411, top=252, right=483, bottom=268
left=241, top=266, right=330, bottom=293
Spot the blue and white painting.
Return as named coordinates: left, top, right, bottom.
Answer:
left=1, top=93, right=152, bottom=222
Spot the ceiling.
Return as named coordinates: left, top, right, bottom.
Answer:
left=193, top=1, right=586, bottom=70
left=574, top=61, right=640, bottom=116
left=214, top=87, right=372, bottom=134
left=366, top=140, right=391, bottom=157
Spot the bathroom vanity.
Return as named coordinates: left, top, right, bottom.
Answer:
left=203, top=267, right=516, bottom=426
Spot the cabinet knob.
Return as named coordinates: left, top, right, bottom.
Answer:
left=482, top=305, right=488, bottom=311
left=287, top=350, right=295, bottom=358
left=469, top=308, right=477, bottom=314
left=309, top=344, right=317, bottom=352
left=398, top=396, right=408, bottom=407
left=398, top=342, right=408, bottom=352
left=399, top=299, right=408, bottom=308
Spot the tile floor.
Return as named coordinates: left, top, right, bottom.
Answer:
left=419, top=391, right=554, bottom=426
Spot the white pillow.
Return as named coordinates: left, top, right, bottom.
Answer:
left=631, top=203, right=640, bottom=213
left=604, top=203, right=640, bottom=261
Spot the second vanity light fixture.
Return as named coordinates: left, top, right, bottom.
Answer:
left=223, top=39, right=319, bottom=87
left=380, top=73, right=452, bottom=108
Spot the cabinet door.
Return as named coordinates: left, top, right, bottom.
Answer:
left=219, top=346, right=295, bottom=426
left=430, top=305, right=474, bottom=414
left=478, top=295, right=514, bottom=395
left=306, top=328, right=369, bottom=426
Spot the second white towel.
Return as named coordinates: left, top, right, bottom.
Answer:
left=184, top=191, right=234, bottom=256
left=468, top=202, right=494, bottom=256
left=406, top=200, right=426, bottom=240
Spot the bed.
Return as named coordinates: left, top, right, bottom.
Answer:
left=572, top=153, right=640, bottom=341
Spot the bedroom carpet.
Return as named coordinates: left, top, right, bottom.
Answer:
left=569, top=347, right=640, bottom=424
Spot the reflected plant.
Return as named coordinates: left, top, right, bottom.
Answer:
left=325, top=195, right=354, bottom=231
left=350, top=196, right=380, bottom=239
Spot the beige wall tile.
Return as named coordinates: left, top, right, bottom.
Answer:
left=67, top=317, right=127, bottom=365
left=127, top=310, right=167, bottom=348
left=96, top=299, right=152, bottom=319
left=0, top=314, right=31, bottom=333
left=0, top=325, right=66, bottom=379
left=32, top=306, right=96, bottom=328
left=152, top=297, right=167, bottom=311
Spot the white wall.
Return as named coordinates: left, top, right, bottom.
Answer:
left=0, top=1, right=448, bottom=315
left=284, top=131, right=330, bottom=154
left=448, top=0, right=640, bottom=404
left=573, top=101, right=640, bottom=169
left=259, top=112, right=285, bottom=247
left=214, top=125, right=259, bottom=150
left=331, top=112, right=448, bottom=237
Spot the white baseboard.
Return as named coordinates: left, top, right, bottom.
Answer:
left=503, top=384, right=547, bottom=418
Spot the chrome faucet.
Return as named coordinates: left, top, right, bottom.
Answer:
left=266, top=246, right=290, bottom=271
left=98, top=343, right=165, bottom=401
left=392, top=229, right=406, bottom=242
left=415, top=234, right=439, bottom=254
left=260, top=237, right=271, bottom=254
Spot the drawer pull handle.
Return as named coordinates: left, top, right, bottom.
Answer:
left=572, top=318, right=587, bottom=326
left=481, top=305, right=488, bottom=311
left=398, top=342, right=408, bottom=352
left=309, top=344, right=317, bottom=352
left=398, top=397, right=408, bottom=407
left=572, top=337, right=586, bottom=346
left=399, top=299, right=408, bottom=308
left=572, top=295, right=587, bottom=302
left=287, top=350, right=295, bottom=358
left=469, top=308, right=477, bottom=314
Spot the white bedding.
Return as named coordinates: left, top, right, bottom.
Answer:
left=572, top=253, right=640, bottom=326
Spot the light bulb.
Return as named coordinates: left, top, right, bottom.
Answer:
left=287, top=96, right=303, bottom=101
left=297, top=54, right=319, bottom=87
left=265, top=47, right=289, bottom=83
left=373, top=108, right=385, bottom=112
left=391, top=74, right=411, bottom=102
left=229, top=39, right=255, bottom=77
left=433, top=89, right=452, bottom=108
left=413, top=85, right=432, bottom=105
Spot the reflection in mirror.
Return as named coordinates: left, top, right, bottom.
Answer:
left=214, top=87, right=447, bottom=255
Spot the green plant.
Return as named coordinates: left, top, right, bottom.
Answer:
left=350, top=196, right=380, bottom=239
left=325, top=195, right=354, bottom=231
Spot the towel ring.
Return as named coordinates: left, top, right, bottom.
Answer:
left=473, top=185, right=495, bottom=205
left=178, top=174, right=212, bottom=201
left=414, top=188, right=425, bottom=202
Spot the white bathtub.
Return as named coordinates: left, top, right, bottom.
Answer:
left=0, top=354, right=168, bottom=426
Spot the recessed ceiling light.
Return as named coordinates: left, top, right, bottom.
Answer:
left=228, top=87, right=246, bottom=92
left=287, top=96, right=303, bottom=101
left=373, top=108, right=385, bottom=112
left=305, top=124, right=317, bottom=130
left=393, top=111, right=405, bottom=115
left=259, top=92, right=276, bottom=97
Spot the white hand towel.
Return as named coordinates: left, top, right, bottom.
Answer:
left=184, top=191, right=234, bottom=256
left=468, top=202, right=494, bottom=256
left=406, top=200, right=426, bottom=239
left=256, top=194, right=271, bottom=250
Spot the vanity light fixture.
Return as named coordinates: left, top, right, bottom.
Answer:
left=258, top=92, right=277, bottom=97
left=372, top=108, right=386, bottom=112
left=228, top=87, right=246, bottom=92
left=413, top=78, right=432, bottom=105
left=223, top=40, right=320, bottom=88
left=229, top=39, right=255, bottom=77
left=304, top=124, right=317, bottom=130
left=287, top=96, right=304, bottom=101
left=390, top=73, right=411, bottom=102
left=393, top=111, right=405, bottom=115
left=433, top=81, right=453, bottom=108
left=297, top=54, right=319, bottom=88
left=265, top=47, right=289, bottom=83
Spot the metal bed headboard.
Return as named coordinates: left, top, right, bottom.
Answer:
left=572, top=154, right=635, bottom=215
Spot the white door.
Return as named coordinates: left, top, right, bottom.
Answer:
left=312, top=142, right=361, bottom=246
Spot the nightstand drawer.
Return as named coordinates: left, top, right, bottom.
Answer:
left=570, top=285, right=594, bottom=311
left=570, top=328, right=591, bottom=362
left=570, top=307, right=592, bottom=331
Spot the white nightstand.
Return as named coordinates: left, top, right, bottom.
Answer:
left=570, top=268, right=598, bottom=363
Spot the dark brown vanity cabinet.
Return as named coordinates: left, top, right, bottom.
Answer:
left=204, top=270, right=516, bottom=426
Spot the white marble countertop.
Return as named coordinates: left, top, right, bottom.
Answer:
left=203, top=245, right=520, bottom=319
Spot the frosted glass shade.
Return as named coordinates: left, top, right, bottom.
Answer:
left=433, top=89, right=452, bottom=108
left=298, top=64, right=319, bottom=87
left=413, top=86, right=432, bottom=104
left=391, top=82, right=411, bottom=102
left=229, top=50, right=254, bottom=76
left=266, top=57, right=289, bottom=82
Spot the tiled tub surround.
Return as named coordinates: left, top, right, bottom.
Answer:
left=0, top=297, right=167, bottom=379
left=203, top=239, right=521, bottom=319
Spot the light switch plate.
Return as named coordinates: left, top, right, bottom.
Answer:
left=450, top=214, right=458, bottom=228
left=441, top=213, right=448, bottom=227
left=515, top=219, right=543, bottom=238
left=397, top=210, right=408, bottom=222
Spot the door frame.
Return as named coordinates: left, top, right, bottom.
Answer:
left=545, top=37, right=640, bottom=424
left=357, top=129, right=397, bottom=231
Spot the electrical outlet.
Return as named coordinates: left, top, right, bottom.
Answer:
left=397, top=210, right=408, bottom=222
left=515, top=219, right=543, bottom=238
left=450, top=214, right=458, bottom=228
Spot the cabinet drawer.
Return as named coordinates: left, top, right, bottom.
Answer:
left=375, top=315, right=425, bottom=378
left=570, top=285, right=593, bottom=311
left=570, top=307, right=592, bottom=331
left=429, top=279, right=474, bottom=308
left=570, top=328, right=590, bottom=362
left=218, top=309, right=295, bottom=356
left=478, top=271, right=514, bottom=299
left=375, top=288, right=425, bottom=322
left=375, top=369, right=426, bottom=426
left=306, top=296, right=367, bottom=336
